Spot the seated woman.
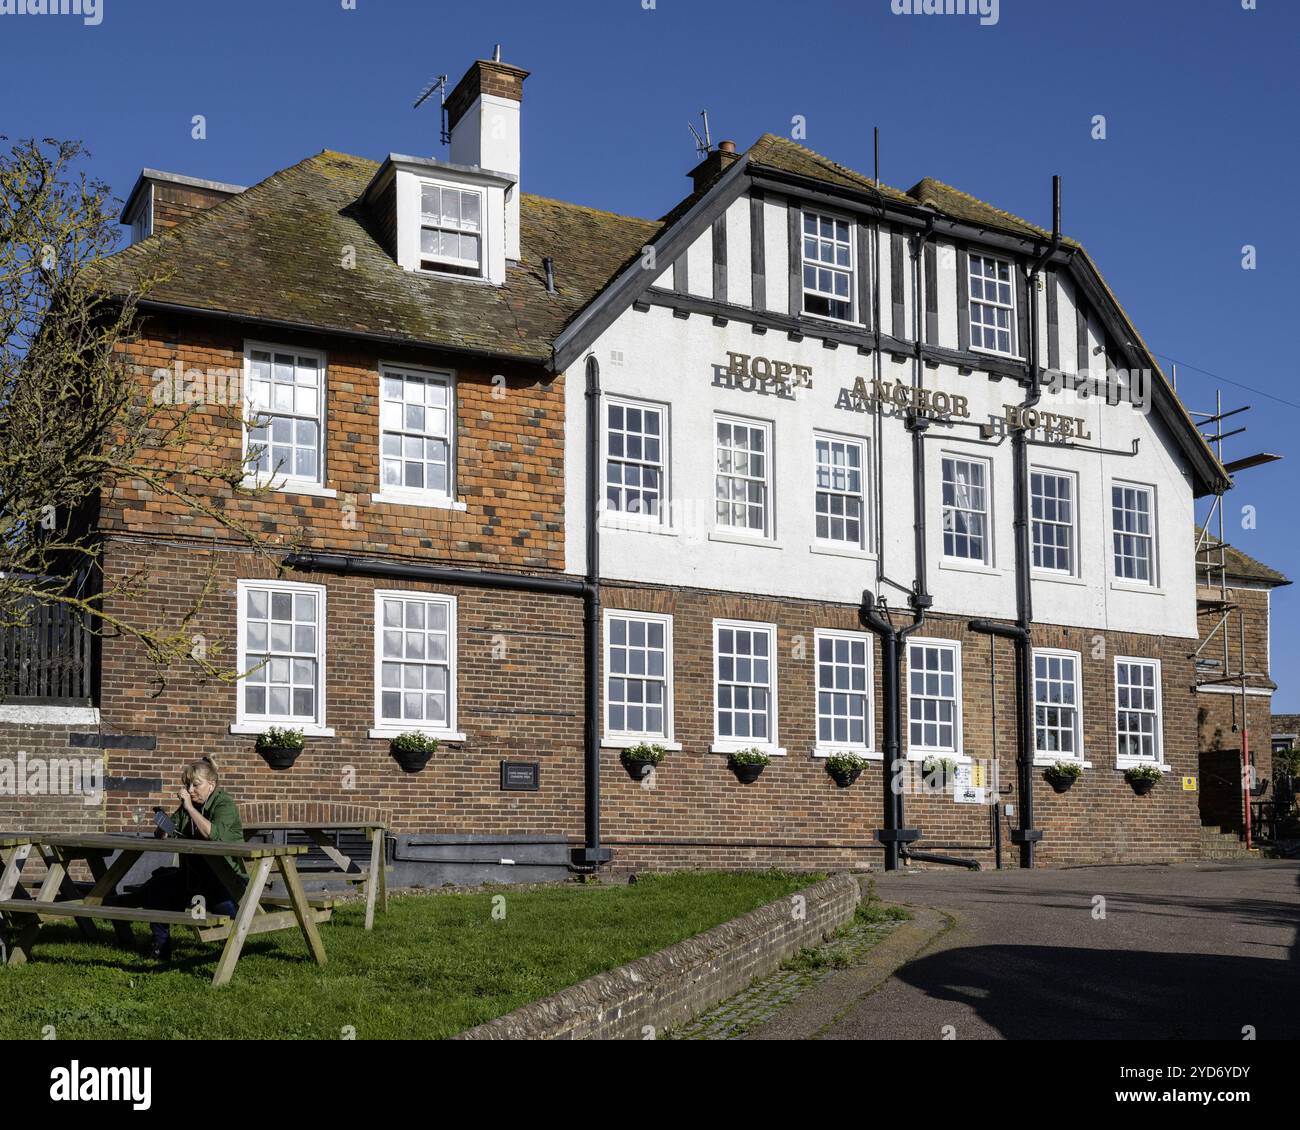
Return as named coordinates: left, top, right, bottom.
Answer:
left=137, top=757, right=247, bottom=960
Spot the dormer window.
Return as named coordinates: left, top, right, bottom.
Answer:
left=420, top=184, right=483, bottom=277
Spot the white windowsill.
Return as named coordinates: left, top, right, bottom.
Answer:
left=600, top=516, right=677, bottom=537
left=1116, top=758, right=1172, bottom=773
left=602, top=738, right=684, bottom=752
left=938, top=558, right=1001, bottom=577
left=813, top=746, right=880, bottom=760
left=906, top=751, right=971, bottom=764
left=708, top=530, right=782, bottom=550
left=230, top=723, right=336, bottom=738
left=241, top=477, right=338, bottom=499
left=1110, top=580, right=1165, bottom=596
left=711, top=742, right=787, bottom=757
left=809, top=542, right=876, bottom=561
left=369, top=728, right=466, bottom=742
left=1033, top=756, right=1094, bottom=769
left=370, top=492, right=468, bottom=512
left=1033, top=571, right=1086, bottom=587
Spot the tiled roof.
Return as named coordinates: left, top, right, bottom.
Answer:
left=1197, top=532, right=1291, bottom=586
left=91, top=150, right=660, bottom=364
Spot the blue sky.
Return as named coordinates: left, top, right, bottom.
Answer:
left=4, top=0, right=1298, bottom=709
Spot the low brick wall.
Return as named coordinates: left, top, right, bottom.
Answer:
left=455, top=873, right=860, bottom=1040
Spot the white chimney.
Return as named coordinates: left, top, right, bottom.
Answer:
left=446, top=52, right=529, bottom=262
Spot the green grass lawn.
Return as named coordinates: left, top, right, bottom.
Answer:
left=0, top=870, right=818, bottom=1040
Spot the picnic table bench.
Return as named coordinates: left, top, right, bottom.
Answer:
left=243, top=821, right=389, bottom=930
left=0, top=832, right=329, bottom=987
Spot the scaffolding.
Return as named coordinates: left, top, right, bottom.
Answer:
left=1189, top=387, right=1282, bottom=847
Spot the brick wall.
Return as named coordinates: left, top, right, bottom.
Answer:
left=456, top=873, right=859, bottom=1040
left=91, top=537, right=1202, bottom=870
left=98, top=539, right=585, bottom=842
left=0, top=722, right=105, bottom=835
left=105, top=317, right=564, bottom=570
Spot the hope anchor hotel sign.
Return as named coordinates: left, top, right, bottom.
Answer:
left=715, top=351, right=1155, bottom=440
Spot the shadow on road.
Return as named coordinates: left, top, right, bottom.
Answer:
left=893, top=944, right=1300, bottom=1039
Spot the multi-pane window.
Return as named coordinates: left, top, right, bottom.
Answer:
left=1031, top=470, right=1075, bottom=574
left=1034, top=651, right=1081, bottom=757
left=606, top=400, right=665, bottom=520
left=715, top=417, right=771, bottom=536
left=715, top=621, right=776, bottom=746
left=605, top=612, right=671, bottom=739
left=1116, top=658, right=1162, bottom=762
left=969, top=254, right=1016, bottom=354
left=420, top=183, right=482, bottom=276
left=908, top=640, right=961, bottom=754
left=941, top=456, right=989, bottom=562
left=238, top=581, right=324, bottom=726
left=802, top=211, right=853, bottom=320
left=816, top=631, right=872, bottom=749
left=1112, top=483, right=1155, bottom=583
left=815, top=436, right=866, bottom=547
left=380, top=367, right=452, bottom=497
left=245, top=347, right=323, bottom=485
left=375, top=592, right=455, bottom=732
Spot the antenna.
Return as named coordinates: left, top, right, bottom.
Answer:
left=413, top=74, right=451, bottom=146
left=687, top=110, right=713, bottom=160
left=873, top=126, right=880, bottom=188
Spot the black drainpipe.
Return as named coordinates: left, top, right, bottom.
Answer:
left=968, top=176, right=1062, bottom=869
left=579, top=354, right=612, bottom=868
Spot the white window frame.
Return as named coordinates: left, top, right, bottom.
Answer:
left=232, top=579, right=332, bottom=737
left=418, top=180, right=484, bottom=278
left=603, top=396, right=670, bottom=528
left=800, top=208, right=856, bottom=323
left=813, top=433, right=869, bottom=552
left=1030, top=467, right=1078, bottom=577
left=711, top=618, right=783, bottom=755
left=714, top=414, right=774, bottom=540
left=1114, top=656, right=1166, bottom=769
left=814, top=628, right=875, bottom=757
left=369, top=590, right=463, bottom=741
left=370, top=362, right=464, bottom=510
left=906, top=638, right=964, bottom=760
left=1111, top=480, right=1159, bottom=587
left=1032, top=648, right=1087, bottom=765
left=968, top=253, right=1019, bottom=357
left=940, top=453, right=993, bottom=566
left=602, top=609, right=677, bottom=748
left=241, top=342, right=332, bottom=496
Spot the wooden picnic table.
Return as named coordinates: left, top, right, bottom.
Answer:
left=243, top=821, right=388, bottom=931
left=0, top=832, right=329, bottom=987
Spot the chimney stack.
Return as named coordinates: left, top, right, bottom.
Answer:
left=689, top=139, right=740, bottom=194
left=446, top=53, right=529, bottom=261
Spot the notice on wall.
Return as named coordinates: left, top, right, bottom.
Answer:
left=952, top=761, right=993, bottom=805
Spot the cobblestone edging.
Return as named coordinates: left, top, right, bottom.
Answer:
left=454, top=873, right=861, bottom=1040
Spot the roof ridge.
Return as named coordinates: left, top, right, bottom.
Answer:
left=522, top=192, right=657, bottom=227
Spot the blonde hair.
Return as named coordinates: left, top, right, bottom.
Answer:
left=182, top=757, right=219, bottom=787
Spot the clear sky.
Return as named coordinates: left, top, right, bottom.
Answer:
left=4, top=0, right=1297, bottom=709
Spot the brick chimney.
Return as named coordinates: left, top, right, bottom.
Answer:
left=446, top=52, right=529, bottom=261
left=689, top=139, right=740, bottom=194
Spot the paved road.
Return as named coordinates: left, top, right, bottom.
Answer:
left=813, top=861, right=1300, bottom=1041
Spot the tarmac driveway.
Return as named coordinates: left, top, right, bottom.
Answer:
left=796, top=861, right=1300, bottom=1041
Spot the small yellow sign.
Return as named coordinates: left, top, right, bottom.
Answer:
left=1182, top=776, right=1198, bottom=792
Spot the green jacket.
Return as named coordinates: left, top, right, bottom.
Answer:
left=171, top=788, right=247, bottom=891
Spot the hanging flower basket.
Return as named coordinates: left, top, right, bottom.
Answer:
left=256, top=726, right=304, bottom=770
left=729, top=748, right=771, bottom=783
left=621, top=743, right=667, bottom=781
left=1124, top=764, right=1161, bottom=795
left=1044, top=761, right=1082, bottom=794
left=825, top=752, right=867, bottom=788
left=390, top=732, right=440, bottom=773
